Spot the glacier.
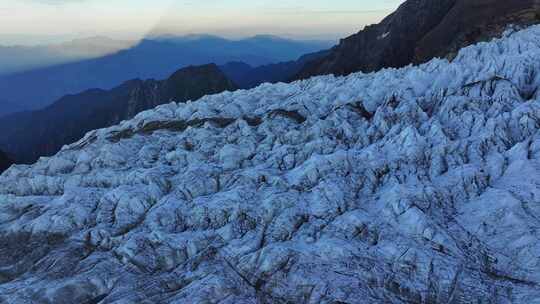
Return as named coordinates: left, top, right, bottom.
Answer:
left=1, top=26, right=540, bottom=303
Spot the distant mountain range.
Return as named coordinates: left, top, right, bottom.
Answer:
left=0, top=64, right=236, bottom=163
left=220, top=50, right=330, bottom=89
left=0, top=35, right=332, bottom=116
left=297, top=0, right=540, bottom=79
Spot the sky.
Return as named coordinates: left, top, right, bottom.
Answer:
left=0, top=0, right=404, bottom=45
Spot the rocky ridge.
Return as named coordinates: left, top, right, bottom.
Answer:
left=0, top=64, right=236, bottom=163
left=297, top=0, right=540, bottom=79
left=1, top=26, right=540, bottom=303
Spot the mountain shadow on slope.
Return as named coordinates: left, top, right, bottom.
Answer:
left=0, top=64, right=236, bottom=164
left=296, top=0, right=540, bottom=79
left=0, top=36, right=134, bottom=77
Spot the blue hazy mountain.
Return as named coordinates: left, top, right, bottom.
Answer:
left=0, top=99, right=24, bottom=118
left=0, top=35, right=332, bottom=117
left=220, top=50, right=330, bottom=89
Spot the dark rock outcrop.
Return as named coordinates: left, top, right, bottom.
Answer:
left=415, top=0, right=540, bottom=62
left=0, top=64, right=236, bottom=163
left=296, top=0, right=540, bottom=79
left=0, top=150, right=12, bottom=173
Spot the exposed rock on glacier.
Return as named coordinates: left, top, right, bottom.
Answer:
left=2, top=26, right=540, bottom=303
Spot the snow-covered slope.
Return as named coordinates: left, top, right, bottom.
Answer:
left=2, top=26, right=540, bottom=303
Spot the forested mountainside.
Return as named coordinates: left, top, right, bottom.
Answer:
left=0, top=64, right=236, bottom=163
left=297, top=0, right=540, bottom=79
left=1, top=25, right=540, bottom=303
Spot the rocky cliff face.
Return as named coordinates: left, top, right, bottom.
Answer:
left=415, top=0, right=540, bottom=62
left=0, top=64, right=236, bottom=163
left=297, top=0, right=540, bottom=79
left=1, top=26, right=540, bottom=303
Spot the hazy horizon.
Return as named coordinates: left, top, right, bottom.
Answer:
left=0, top=0, right=404, bottom=46
left=0, top=32, right=337, bottom=48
